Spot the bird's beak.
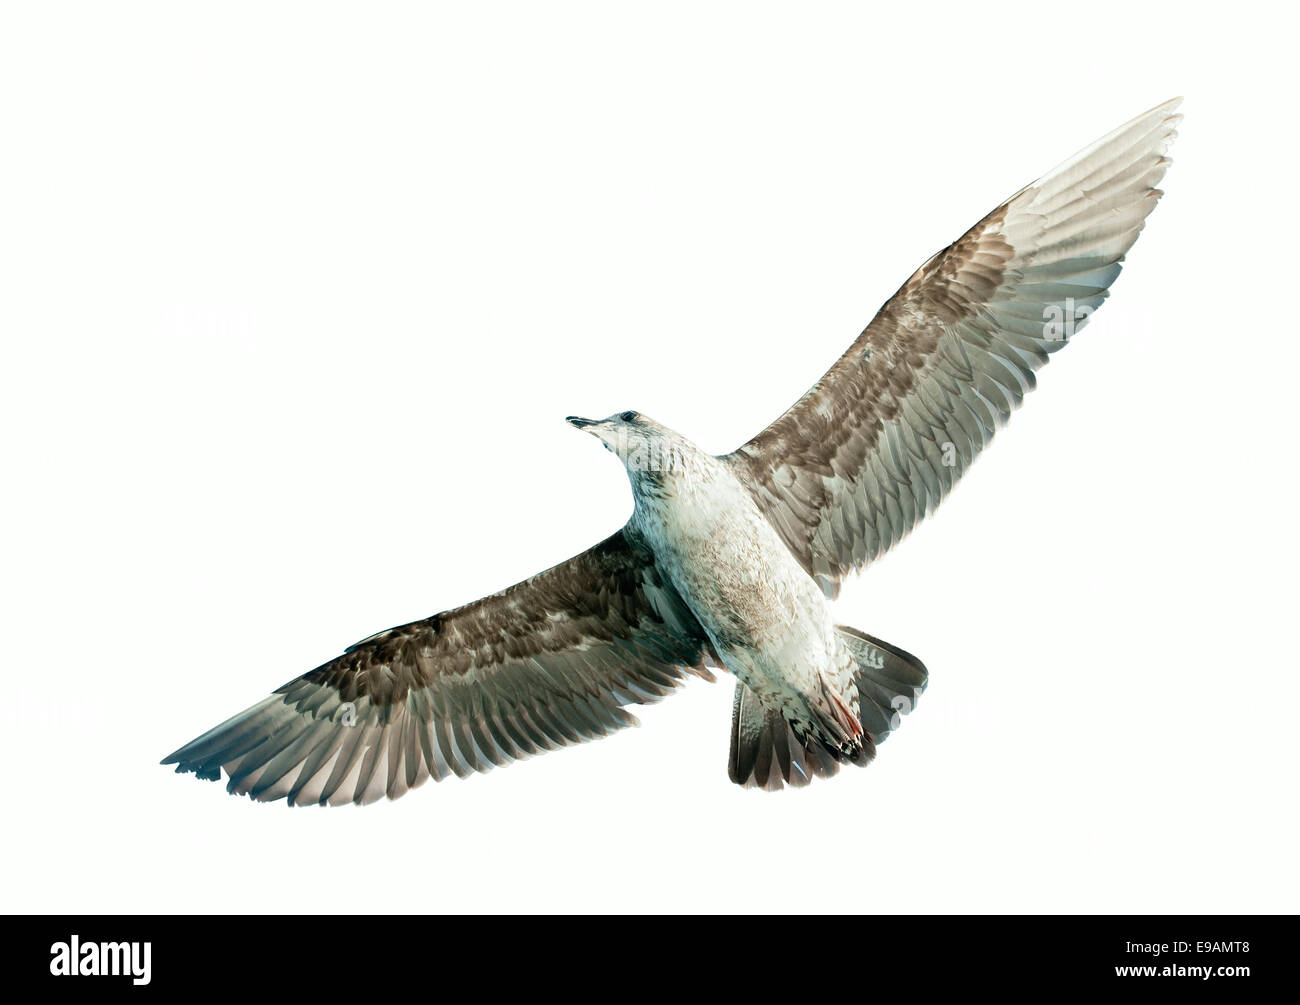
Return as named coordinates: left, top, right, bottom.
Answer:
left=567, top=415, right=622, bottom=456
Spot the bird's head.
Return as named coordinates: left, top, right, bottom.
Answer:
left=566, top=410, right=691, bottom=481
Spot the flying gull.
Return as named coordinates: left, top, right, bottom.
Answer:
left=164, top=99, right=1180, bottom=803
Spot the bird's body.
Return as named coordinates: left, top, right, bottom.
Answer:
left=623, top=431, right=864, bottom=761
left=164, top=98, right=1181, bottom=803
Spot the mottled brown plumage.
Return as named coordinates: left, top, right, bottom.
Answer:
left=165, top=531, right=716, bottom=804
left=728, top=103, right=1177, bottom=596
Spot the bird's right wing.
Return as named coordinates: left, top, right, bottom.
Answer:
left=726, top=99, right=1180, bottom=597
left=163, top=529, right=717, bottom=805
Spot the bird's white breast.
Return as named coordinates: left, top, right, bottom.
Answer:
left=627, top=450, right=847, bottom=701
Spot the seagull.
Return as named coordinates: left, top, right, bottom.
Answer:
left=164, top=98, right=1180, bottom=804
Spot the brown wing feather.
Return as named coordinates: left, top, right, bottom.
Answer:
left=163, top=530, right=716, bottom=805
left=727, top=99, right=1180, bottom=596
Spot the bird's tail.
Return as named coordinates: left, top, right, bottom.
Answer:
left=836, top=625, right=928, bottom=743
left=727, top=626, right=928, bottom=790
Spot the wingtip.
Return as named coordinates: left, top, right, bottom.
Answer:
left=1154, top=98, right=1184, bottom=135
left=166, top=758, right=221, bottom=782
left=1122, top=96, right=1184, bottom=134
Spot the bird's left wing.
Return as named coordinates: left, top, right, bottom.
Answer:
left=163, top=529, right=716, bottom=805
left=725, top=99, right=1180, bottom=597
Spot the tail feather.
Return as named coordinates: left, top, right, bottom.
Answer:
left=836, top=625, right=928, bottom=744
left=728, top=684, right=840, bottom=790
left=727, top=626, right=928, bottom=791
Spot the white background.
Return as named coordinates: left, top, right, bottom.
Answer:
left=3, top=2, right=1297, bottom=914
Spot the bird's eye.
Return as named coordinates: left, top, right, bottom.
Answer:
left=619, top=411, right=638, bottom=422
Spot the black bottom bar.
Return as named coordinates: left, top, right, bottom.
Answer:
left=8, top=914, right=1273, bottom=991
